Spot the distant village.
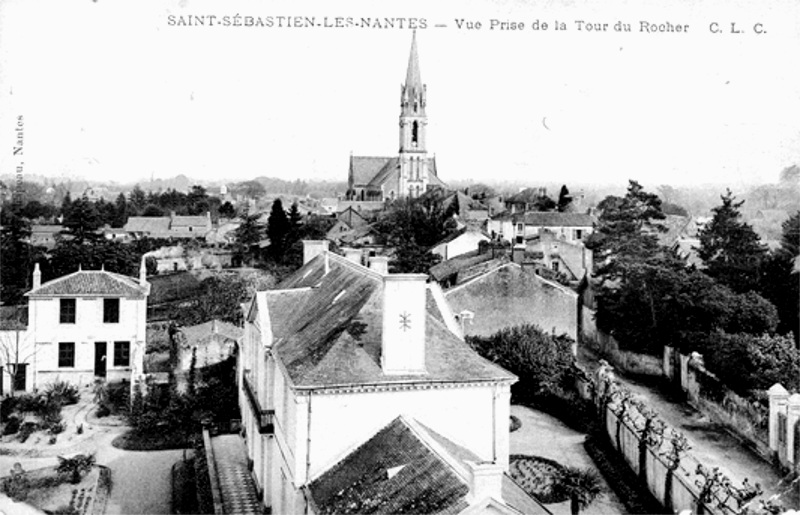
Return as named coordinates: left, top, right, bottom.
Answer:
left=1, top=32, right=799, bottom=515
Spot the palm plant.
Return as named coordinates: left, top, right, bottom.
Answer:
left=554, top=466, right=604, bottom=515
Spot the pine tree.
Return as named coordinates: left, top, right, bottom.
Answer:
left=287, top=202, right=303, bottom=245
left=557, top=185, right=573, bottom=212
left=698, top=189, right=767, bottom=293
left=267, top=199, right=291, bottom=261
left=113, top=193, right=129, bottom=228
left=61, top=195, right=101, bottom=244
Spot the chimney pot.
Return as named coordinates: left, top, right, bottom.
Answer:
left=466, top=461, right=504, bottom=503
left=369, top=256, right=389, bottom=274
left=342, top=248, right=363, bottom=265
left=33, top=262, right=42, bottom=290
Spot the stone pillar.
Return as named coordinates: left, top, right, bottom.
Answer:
left=663, top=346, right=673, bottom=381
left=787, top=394, right=800, bottom=467
left=768, top=383, right=789, bottom=453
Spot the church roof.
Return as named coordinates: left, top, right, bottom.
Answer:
left=350, top=156, right=396, bottom=187
left=27, top=269, right=148, bottom=298
left=256, top=253, right=515, bottom=389
left=406, top=31, right=423, bottom=93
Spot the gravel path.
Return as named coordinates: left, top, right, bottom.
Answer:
left=511, top=405, right=626, bottom=515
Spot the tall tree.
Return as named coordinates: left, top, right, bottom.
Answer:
left=187, top=185, right=210, bottom=215
left=267, top=199, right=291, bottom=260
left=287, top=202, right=303, bottom=244
left=61, top=195, right=101, bottom=244
left=129, top=186, right=147, bottom=214
left=698, top=189, right=767, bottom=293
left=557, top=185, right=573, bottom=212
left=0, top=210, right=38, bottom=304
left=113, top=193, right=129, bottom=228
left=234, top=211, right=265, bottom=266
left=761, top=211, right=800, bottom=343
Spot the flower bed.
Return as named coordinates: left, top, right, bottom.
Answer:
left=1, top=464, right=99, bottom=514
left=508, top=454, right=568, bottom=504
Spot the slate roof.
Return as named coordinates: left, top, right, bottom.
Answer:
left=26, top=270, right=148, bottom=298
left=261, top=253, right=515, bottom=389
left=171, top=215, right=209, bottom=228
left=493, top=211, right=595, bottom=227
left=350, top=156, right=396, bottom=187
left=306, top=417, right=469, bottom=515
left=125, top=217, right=171, bottom=234
left=181, top=319, right=242, bottom=345
left=307, top=416, right=548, bottom=515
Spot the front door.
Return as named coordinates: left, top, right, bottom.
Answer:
left=95, top=342, right=107, bottom=378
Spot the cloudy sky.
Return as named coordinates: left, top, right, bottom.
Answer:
left=1, top=0, right=798, bottom=190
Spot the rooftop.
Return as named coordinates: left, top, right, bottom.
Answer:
left=27, top=269, right=149, bottom=298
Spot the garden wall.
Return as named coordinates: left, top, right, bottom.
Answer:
left=663, top=347, right=771, bottom=461
left=580, top=308, right=662, bottom=377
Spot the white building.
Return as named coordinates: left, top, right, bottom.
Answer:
left=431, top=228, right=491, bottom=261
left=487, top=211, right=595, bottom=245
left=24, top=262, right=149, bottom=390
left=238, top=241, right=546, bottom=514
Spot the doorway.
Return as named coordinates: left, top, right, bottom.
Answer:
left=94, top=342, right=107, bottom=378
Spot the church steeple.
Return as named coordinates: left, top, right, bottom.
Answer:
left=401, top=31, right=425, bottom=117
left=398, top=31, right=429, bottom=198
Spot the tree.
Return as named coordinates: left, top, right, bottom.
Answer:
left=0, top=309, right=34, bottom=396
left=187, top=185, right=210, bottom=215
left=113, top=193, right=129, bottom=228
left=698, top=190, right=767, bottom=293
left=557, top=185, right=573, bottom=212
left=287, top=202, right=303, bottom=244
left=445, top=193, right=461, bottom=219
left=61, top=195, right=101, bottom=244
left=234, top=180, right=266, bottom=199
left=554, top=467, right=604, bottom=515
left=661, top=202, right=688, bottom=217
left=761, top=211, right=800, bottom=343
left=0, top=210, right=38, bottom=304
left=129, top=185, right=147, bottom=214
left=267, top=199, right=291, bottom=260
left=142, top=204, right=165, bottom=217
left=233, top=211, right=265, bottom=266
left=218, top=201, right=236, bottom=219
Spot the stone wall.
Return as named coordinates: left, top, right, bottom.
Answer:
left=580, top=307, right=662, bottom=377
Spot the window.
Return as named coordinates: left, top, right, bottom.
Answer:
left=59, top=342, right=75, bottom=368
left=552, top=261, right=560, bottom=272
left=103, top=298, right=120, bottom=323
left=59, top=299, right=76, bottom=324
left=114, top=341, right=130, bottom=367
left=575, top=229, right=583, bottom=240
left=516, top=223, right=524, bottom=233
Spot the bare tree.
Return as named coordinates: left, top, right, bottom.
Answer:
left=0, top=311, right=33, bottom=396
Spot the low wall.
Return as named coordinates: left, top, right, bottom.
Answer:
left=581, top=308, right=661, bottom=377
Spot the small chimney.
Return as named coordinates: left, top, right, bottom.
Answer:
left=211, top=319, right=218, bottom=334
left=139, top=256, right=147, bottom=286
left=382, top=274, right=427, bottom=375
left=369, top=256, right=389, bottom=275
left=466, top=461, right=504, bottom=503
left=302, top=240, right=329, bottom=265
left=342, top=248, right=362, bottom=265
left=32, top=262, right=41, bottom=290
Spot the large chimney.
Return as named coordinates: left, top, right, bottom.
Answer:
left=466, top=461, right=504, bottom=503
left=369, top=256, right=389, bottom=275
left=381, top=274, right=427, bottom=375
left=139, top=256, right=148, bottom=286
left=342, top=248, right=362, bottom=265
left=302, top=240, right=329, bottom=265
left=32, top=262, right=41, bottom=290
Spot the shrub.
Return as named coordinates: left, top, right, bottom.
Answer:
left=43, top=380, right=80, bottom=406
left=17, top=422, right=37, bottom=443
left=49, top=421, right=65, bottom=434
left=2, top=415, right=21, bottom=435
left=57, top=454, right=95, bottom=484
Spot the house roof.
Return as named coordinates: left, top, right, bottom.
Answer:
left=429, top=251, right=501, bottom=282
left=432, top=228, right=490, bottom=250
left=31, top=225, right=63, bottom=235
left=171, top=215, right=209, bottom=228
left=26, top=270, right=149, bottom=298
left=180, top=319, right=242, bottom=345
left=259, top=253, right=515, bottom=389
left=307, top=417, right=470, bottom=515
left=493, top=211, right=595, bottom=227
left=125, top=217, right=171, bottom=234
left=307, top=416, right=548, bottom=515
left=338, top=207, right=368, bottom=228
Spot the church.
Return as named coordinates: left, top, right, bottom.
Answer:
left=346, top=32, right=448, bottom=202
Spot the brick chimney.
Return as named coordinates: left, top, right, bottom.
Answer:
left=381, top=274, right=427, bottom=375
left=369, top=256, right=389, bottom=275
left=32, top=262, right=41, bottom=290
left=302, top=240, right=329, bottom=265
left=465, top=461, right=504, bottom=503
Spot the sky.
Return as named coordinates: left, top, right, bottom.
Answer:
left=1, top=0, right=799, bottom=191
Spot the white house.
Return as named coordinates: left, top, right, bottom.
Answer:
left=487, top=211, right=595, bottom=245
left=237, top=241, right=546, bottom=515
left=431, top=228, right=491, bottom=261
left=24, top=262, right=149, bottom=390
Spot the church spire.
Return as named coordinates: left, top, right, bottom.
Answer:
left=401, top=30, right=425, bottom=117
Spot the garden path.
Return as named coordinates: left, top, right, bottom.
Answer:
left=510, top=404, right=626, bottom=515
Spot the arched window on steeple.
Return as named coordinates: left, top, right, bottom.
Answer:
left=412, top=121, right=419, bottom=146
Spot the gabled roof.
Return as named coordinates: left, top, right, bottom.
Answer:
left=493, top=211, right=595, bottom=227
left=307, top=416, right=548, bottom=515
left=171, top=215, right=209, bottom=228
left=307, top=417, right=469, bottom=515
left=432, top=228, right=490, bottom=250
left=338, top=206, right=369, bottom=228
left=180, top=319, right=242, bottom=345
left=26, top=270, right=149, bottom=298
left=367, top=158, right=401, bottom=189
left=125, top=217, right=171, bottom=234
left=350, top=156, right=396, bottom=187
left=258, top=253, right=515, bottom=389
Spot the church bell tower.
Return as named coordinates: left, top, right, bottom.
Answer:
left=398, top=31, right=429, bottom=198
